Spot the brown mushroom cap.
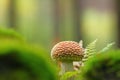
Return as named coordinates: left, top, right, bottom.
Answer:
left=51, top=41, right=84, bottom=62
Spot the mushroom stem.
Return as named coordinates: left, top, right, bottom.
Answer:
left=61, top=62, right=74, bottom=74
left=60, top=62, right=75, bottom=80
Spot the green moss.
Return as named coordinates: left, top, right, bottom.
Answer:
left=0, top=28, right=57, bottom=80
left=80, top=50, right=120, bottom=80
left=0, top=40, right=57, bottom=80
left=0, top=28, right=24, bottom=40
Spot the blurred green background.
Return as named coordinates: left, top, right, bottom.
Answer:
left=0, top=0, right=119, bottom=50
left=0, top=0, right=120, bottom=80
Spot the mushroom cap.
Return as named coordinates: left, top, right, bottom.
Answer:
left=51, top=41, right=84, bottom=62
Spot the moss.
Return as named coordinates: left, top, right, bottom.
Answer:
left=80, top=50, right=120, bottom=80
left=0, top=39, right=57, bottom=80
left=0, top=28, right=24, bottom=40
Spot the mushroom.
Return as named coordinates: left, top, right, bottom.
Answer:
left=51, top=41, right=84, bottom=75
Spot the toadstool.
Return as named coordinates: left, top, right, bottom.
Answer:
left=51, top=41, right=84, bottom=75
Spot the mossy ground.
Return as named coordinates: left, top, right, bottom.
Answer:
left=80, top=50, right=120, bottom=80
left=0, top=28, right=57, bottom=80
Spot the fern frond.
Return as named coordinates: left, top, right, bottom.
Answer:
left=99, top=42, right=115, bottom=53
left=84, top=39, right=97, bottom=58
left=76, top=39, right=98, bottom=70
left=79, top=40, right=83, bottom=47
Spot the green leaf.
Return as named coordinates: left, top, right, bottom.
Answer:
left=85, top=39, right=97, bottom=56
left=60, top=71, right=77, bottom=80
left=99, top=42, right=115, bottom=53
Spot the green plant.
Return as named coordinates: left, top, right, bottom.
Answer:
left=0, top=28, right=24, bottom=40
left=79, top=50, right=120, bottom=80
left=0, top=39, right=57, bottom=80
left=60, top=71, right=78, bottom=80
left=0, top=28, right=57, bottom=80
